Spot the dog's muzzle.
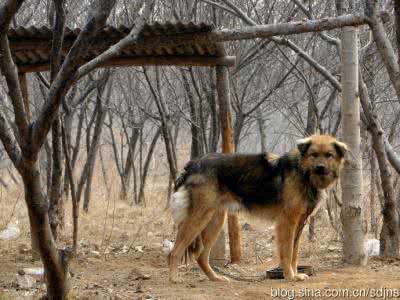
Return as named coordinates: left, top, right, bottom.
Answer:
left=314, top=165, right=328, bottom=176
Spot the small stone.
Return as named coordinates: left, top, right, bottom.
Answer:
left=242, top=223, right=253, bottom=231
left=327, top=246, right=336, bottom=252
left=16, top=274, right=36, bottom=289
left=0, top=223, right=20, bottom=240
left=135, top=246, right=144, bottom=253
left=23, top=267, right=44, bottom=279
left=142, top=274, right=151, bottom=280
left=120, top=233, right=129, bottom=240
left=91, top=250, right=101, bottom=257
left=18, top=244, right=30, bottom=254
left=162, top=240, right=174, bottom=254
left=17, top=270, right=25, bottom=276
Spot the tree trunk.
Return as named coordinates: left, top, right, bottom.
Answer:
left=365, top=1, right=400, bottom=101
left=119, top=127, right=140, bottom=200
left=256, top=108, right=267, bottom=152
left=82, top=86, right=110, bottom=212
left=49, top=116, right=64, bottom=241
left=233, top=112, right=244, bottom=151
left=370, top=148, right=378, bottom=238
left=62, top=107, right=82, bottom=199
left=138, top=127, right=162, bottom=204
left=340, top=27, right=367, bottom=265
left=143, top=67, right=178, bottom=181
left=19, top=72, right=41, bottom=260
left=359, top=78, right=400, bottom=256
left=61, top=124, right=79, bottom=254
left=207, top=70, right=220, bottom=153
left=305, top=96, right=317, bottom=241
left=23, top=162, right=71, bottom=299
left=182, top=70, right=204, bottom=159
left=99, top=146, right=111, bottom=199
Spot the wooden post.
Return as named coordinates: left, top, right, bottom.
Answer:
left=210, top=65, right=242, bottom=265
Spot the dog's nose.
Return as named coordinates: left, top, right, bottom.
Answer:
left=314, top=165, right=327, bottom=175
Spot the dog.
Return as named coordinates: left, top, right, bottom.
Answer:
left=168, top=134, right=347, bottom=282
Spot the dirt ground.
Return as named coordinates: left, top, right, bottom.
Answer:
left=1, top=177, right=400, bottom=299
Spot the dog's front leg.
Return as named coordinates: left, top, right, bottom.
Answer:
left=291, top=219, right=308, bottom=281
left=276, top=216, right=308, bottom=281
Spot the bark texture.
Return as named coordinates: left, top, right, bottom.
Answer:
left=340, top=27, right=367, bottom=265
left=359, top=78, right=400, bottom=256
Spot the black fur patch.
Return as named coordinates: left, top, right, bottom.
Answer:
left=177, top=152, right=313, bottom=210
left=297, top=140, right=312, bottom=156
left=333, top=143, right=346, bottom=158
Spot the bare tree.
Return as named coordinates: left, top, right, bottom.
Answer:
left=0, top=0, right=155, bottom=297
left=339, top=26, right=367, bottom=265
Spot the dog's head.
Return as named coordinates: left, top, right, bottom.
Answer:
left=297, top=135, right=347, bottom=189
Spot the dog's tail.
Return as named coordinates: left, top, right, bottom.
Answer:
left=170, top=175, right=204, bottom=263
left=184, top=234, right=204, bottom=263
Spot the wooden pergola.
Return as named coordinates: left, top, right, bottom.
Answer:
left=8, top=21, right=240, bottom=264
left=7, top=14, right=369, bottom=267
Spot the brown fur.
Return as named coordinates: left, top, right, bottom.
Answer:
left=168, top=135, right=347, bottom=283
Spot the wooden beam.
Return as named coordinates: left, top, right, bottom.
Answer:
left=17, top=55, right=236, bottom=73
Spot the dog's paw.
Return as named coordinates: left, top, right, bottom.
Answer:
left=211, top=275, right=230, bottom=282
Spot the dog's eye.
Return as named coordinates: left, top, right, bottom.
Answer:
left=325, top=153, right=334, bottom=158
left=310, top=153, right=318, bottom=158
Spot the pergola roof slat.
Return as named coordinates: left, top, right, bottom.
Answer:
left=8, top=21, right=234, bottom=73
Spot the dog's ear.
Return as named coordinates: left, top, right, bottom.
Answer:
left=333, top=141, right=348, bottom=158
left=297, top=137, right=312, bottom=156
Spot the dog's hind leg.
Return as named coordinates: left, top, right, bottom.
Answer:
left=196, top=208, right=229, bottom=282
left=169, top=207, right=216, bottom=283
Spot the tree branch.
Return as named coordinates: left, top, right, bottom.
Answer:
left=30, top=0, right=117, bottom=154
left=365, top=0, right=400, bottom=102
left=76, top=0, right=155, bottom=80
left=0, top=106, right=22, bottom=170
left=211, top=14, right=368, bottom=41
left=0, top=34, right=29, bottom=141
left=384, top=138, right=400, bottom=174
left=50, top=0, right=66, bottom=82
left=0, top=0, right=25, bottom=32
left=291, top=0, right=340, bottom=48
left=209, top=0, right=342, bottom=91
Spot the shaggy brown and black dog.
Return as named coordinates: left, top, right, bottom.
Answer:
left=168, top=135, right=347, bottom=283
